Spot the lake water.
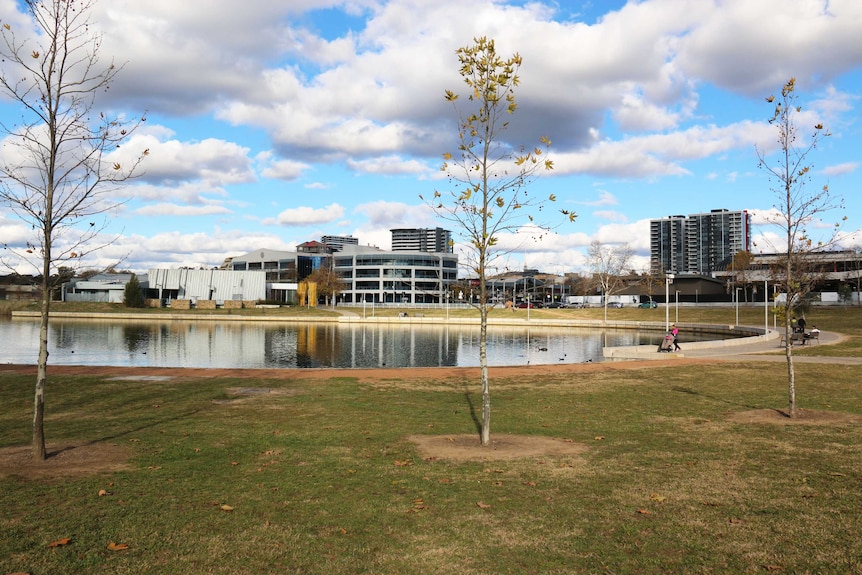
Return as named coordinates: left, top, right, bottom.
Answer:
left=0, top=317, right=700, bottom=369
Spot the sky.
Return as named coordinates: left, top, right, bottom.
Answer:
left=0, top=0, right=861, bottom=277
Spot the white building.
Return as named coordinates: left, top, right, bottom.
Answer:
left=62, top=273, right=137, bottom=303
left=333, top=244, right=458, bottom=304
left=147, top=268, right=266, bottom=304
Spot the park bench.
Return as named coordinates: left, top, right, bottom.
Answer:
left=779, top=331, right=819, bottom=346
left=779, top=332, right=804, bottom=346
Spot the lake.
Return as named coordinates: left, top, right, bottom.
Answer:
left=0, top=317, right=701, bottom=369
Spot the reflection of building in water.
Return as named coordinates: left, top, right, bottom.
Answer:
left=26, top=320, right=679, bottom=369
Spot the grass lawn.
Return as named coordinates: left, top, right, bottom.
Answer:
left=1, top=305, right=861, bottom=573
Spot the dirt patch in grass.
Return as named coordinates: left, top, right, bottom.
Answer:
left=0, top=442, right=133, bottom=480
left=214, top=386, right=303, bottom=405
left=728, top=408, right=862, bottom=425
left=409, top=433, right=589, bottom=461
left=0, top=358, right=716, bottom=384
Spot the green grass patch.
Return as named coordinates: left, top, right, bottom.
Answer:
left=2, top=356, right=861, bottom=574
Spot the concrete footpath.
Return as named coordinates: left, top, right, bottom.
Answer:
left=605, top=329, right=862, bottom=365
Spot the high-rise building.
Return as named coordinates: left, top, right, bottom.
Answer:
left=321, top=235, right=359, bottom=252
left=390, top=227, right=453, bottom=253
left=650, top=209, right=750, bottom=274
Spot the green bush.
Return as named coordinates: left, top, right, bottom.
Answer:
left=123, top=274, right=144, bottom=308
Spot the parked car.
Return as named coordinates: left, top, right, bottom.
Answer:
left=544, top=301, right=563, bottom=308
left=608, top=302, right=624, bottom=308
left=515, top=301, right=540, bottom=308
left=638, top=301, right=658, bottom=308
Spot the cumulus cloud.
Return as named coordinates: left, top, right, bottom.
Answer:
left=353, top=201, right=439, bottom=229
left=266, top=203, right=346, bottom=226
left=2, top=0, right=859, bottom=274
left=134, top=203, right=232, bottom=217
left=261, top=158, right=311, bottom=181
left=347, top=156, right=432, bottom=176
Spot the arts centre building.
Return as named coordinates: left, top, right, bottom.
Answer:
left=224, top=229, right=458, bottom=305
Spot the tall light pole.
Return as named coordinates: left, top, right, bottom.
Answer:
left=675, top=290, right=680, bottom=323
left=735, top=287, right=741, bottom=325
left=665, top=272, right=674, bottom=331
left=764, top=279, right=769, bottom=334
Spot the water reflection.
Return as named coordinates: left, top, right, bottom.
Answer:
left=0, top=318, right=699, bottom=369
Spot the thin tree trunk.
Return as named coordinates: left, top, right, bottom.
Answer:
left=480, top=299, right=491, bottom=445
left=33, top=274, right=50, bottom=460
left=784, top=262, right=796, bottom=418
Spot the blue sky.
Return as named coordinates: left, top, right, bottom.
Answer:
left=1, top=0, right=860, bottom=276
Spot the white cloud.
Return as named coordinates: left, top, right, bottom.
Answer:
left=261, top=158, right=311, bottom=181
left=822, top=162, right=858, bottom=177
left=353, top=201, right=439, bottom=229
left=594, top=210, right=628, bottom=223
left=580, top=190, right=618, bottom=207
left=347, top=156, right=431, bottom=176
left=134, top=203, right=232, bottom=217
left=266, top=203, right=346, bottom=226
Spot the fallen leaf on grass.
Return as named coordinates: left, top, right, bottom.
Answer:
left=98, top=489, right=112, bottom=497
left=220, top=504, right=234, bottom=512
left=594, top=436, right=605, bottom=441
left=394, top=459, right=413, bottom=467
left=762, top=565, right=783, bottom=572
left=649, top=493, right=666, bottom=503
left=476, top=502, right=491, bottom=509
left=636, top=509, right=651, bottom=515
left=47, top=537, right=72, bottom=547
left=107, top=542, right=129, bottom=551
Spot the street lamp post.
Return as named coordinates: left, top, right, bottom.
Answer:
left=735, top=287, right=741, bottom=325
left=675, top=290, right=680, bottom=323
left=665, top=273, right=674, bottom=331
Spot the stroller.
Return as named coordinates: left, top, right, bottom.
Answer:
left=658, top=333, right=675, bottom=352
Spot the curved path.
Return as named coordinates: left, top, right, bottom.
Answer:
left=677, top=329, right=862, bottom=365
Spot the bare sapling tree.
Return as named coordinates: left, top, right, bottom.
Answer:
left=639, top=266, right=662, bottom=306
left=421, top=36, right=575, bottom=446
left=0, top=0, right=147, bottom=459
left=756, top=78, right=844, bottom=418
left=727, top=250, right=755, bottom=302
left=587, top=240, right=633, bottom=322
